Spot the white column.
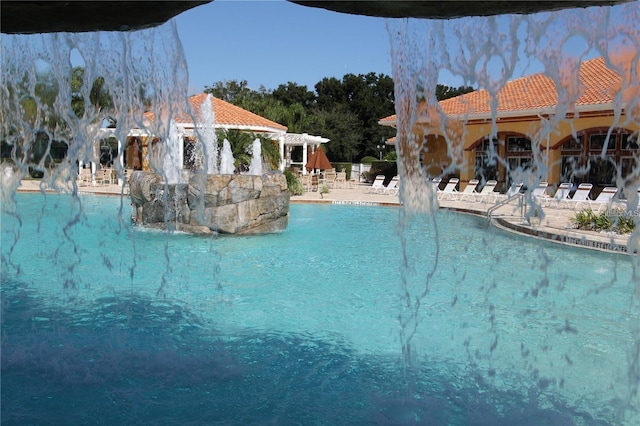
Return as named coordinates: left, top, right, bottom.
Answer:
left=91, top=161, right=97, bottom=185
left=302, top=141, right=308, bottom=175
left=279, top=135, right=285, bottom=171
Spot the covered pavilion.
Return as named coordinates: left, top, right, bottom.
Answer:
left=122, top=94, right=328, bottom=175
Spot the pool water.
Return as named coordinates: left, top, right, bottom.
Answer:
left=1, top=193, right=638, bottom=424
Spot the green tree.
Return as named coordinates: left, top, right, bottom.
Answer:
left=272, top=82, right=316, bottom=109
left=307, top=106, right=360, bottom=162
left=70, top=67, right=115, bottom=120
left=204, top=79, right=260, bottom=105
left=436, top=84, right=475, bottom=100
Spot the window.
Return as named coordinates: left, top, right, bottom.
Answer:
left=587, top=155, right=616, bottom=185
left=506, top=136, right=532, bottom=152
left=589, top=133, right=616, bottom=151
left=621, top=133, right=639, bottom=150
left=475, top=137, right=498, bottom=182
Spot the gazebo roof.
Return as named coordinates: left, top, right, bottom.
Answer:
left=273, top=133, right=329, bottom=146
left=143, top=94, right=288, bottom=134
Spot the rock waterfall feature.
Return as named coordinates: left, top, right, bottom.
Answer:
left=129, top=171, right=290, bottom=235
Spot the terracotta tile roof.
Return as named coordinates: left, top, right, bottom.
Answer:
left=379, top=56, right=626, bottom=124
left=144, top=93, right=288, bottom=132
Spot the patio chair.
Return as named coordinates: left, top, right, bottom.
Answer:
left=310, top=174, right=319, bottom=192
left=437, top=177, right=459, bottom=200
left=365, top=175, right=385, bottom=194
left=476, top=180, right=499, bottom=203
left=587, top=187, right=618, bottom=212
left=324, top=171, right=337, bottom=188
left=301, top=174, right=312, bottom=192
left=431, top=178, right=442, bottom=193
left=531, top=182, right=549, bottom=200
left=334, top=171, right=347, bottom=189
left=382, top=175, right=400, bottom=195
left=542, top=182, right=572, bottom=207
left=77, top=168, right=92, bottom=186
left=458, top=179, right=480, bottom=202
left=493, top=181, right=523, bottom=202
left=563, top=183, right=593, bottom=210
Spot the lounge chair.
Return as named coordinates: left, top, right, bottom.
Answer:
left=476, top=180, right=499, bottom=203
left=431, top=178, right=442, bottom=192
left=542, top=182, right=572, bottom=207
left=588, top=187, right=618, bottom=212
left=494, top=181, right=523, bottom=202
left=382, top=175, right=400, bottom=195
left=438, top=177, right=459, bottom=200
left=531, top=181, right=549, bottom=200
left=564, top=183, right=592, bottom=210
left=458, top=179, right=480, bottom=202
left=365, top=175, right=385, bottom=194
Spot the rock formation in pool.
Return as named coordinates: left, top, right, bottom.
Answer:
left=129, top=171, right=290, bottom=235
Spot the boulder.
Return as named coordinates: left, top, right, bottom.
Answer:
left=131, top=171, right=289, bottom=235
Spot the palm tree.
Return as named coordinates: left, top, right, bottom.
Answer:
left=215, top=129, right=281, bottom=173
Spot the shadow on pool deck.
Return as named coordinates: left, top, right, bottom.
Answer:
left=16, top=179, right=637, bottom=255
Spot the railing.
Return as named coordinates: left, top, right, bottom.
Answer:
left=487, top=192, right=524, bottom=223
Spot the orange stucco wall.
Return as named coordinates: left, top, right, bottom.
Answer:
left=416, top=110, right=639, bottom=188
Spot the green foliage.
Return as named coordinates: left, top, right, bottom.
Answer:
left=71, top=67, right=115, bottom=120
left=363, top=160, right=397, bottom=184
left=383, top=150, right=397, bottom=161
left=360, top=156, right=378, bottom=164
left=305, top=106, right=360, bottom=162
left=436, top=84, right=475, bottom=101
left=204, top=75, right=473, bottom=164
left=332, top=162, right=352, bottom=180
left=283, top=168, right=303, bottom=196
left=571, top=208, right=636, bottom=234
left=215, top=129, right=281, bottom=172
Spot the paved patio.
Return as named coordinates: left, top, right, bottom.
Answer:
left=16, top=178, right=637, bottom=255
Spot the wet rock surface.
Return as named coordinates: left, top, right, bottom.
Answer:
left=129, top=171, right=289, bottom=235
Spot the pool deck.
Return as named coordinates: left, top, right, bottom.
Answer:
left=15, top=179, right=638, bottom=255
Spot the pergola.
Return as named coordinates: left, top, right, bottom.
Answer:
left=272, top=133, right=330, bottom=174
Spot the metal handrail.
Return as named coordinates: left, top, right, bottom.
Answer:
left=487, top=192, right=524, bottom=222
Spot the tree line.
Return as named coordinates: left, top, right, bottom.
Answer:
left=204, top=74, right=473, bottom=163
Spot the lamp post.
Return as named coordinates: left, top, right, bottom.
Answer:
left=376, top=144, right=383, bottom=160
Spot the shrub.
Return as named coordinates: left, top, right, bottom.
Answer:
left=332, top=162, right=353, bottom=180
left=363, top=160, right=397, bottom=185
left=283, top=169, right=303, bottom=196
left=571, top=208, right=636, bottom=234
left=360, top=156, right=378, bottom=164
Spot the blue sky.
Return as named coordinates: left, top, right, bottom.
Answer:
left=174, top=0, right=392, bottom=95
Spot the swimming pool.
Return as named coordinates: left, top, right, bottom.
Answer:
left=1, top=192, right=638, bottom=424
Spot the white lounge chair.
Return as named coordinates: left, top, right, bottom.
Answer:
left=382, top=175, right=400, bottom=195
left=564, top=183, right=593, bottom=210
left=588, top=187, right=618, bottom=212
left=365, top=175, right=385, bottom=194
left=431, top=178, right=442, bottom=193
left=438, top=178, right=459, bottom=200
left=531, top=181, right=549, bottom=199
left=458, top=179, right=480, bottom=202
left=495, top=182, right=523, bottom=202
left=476, top=180, right=499, bottom=203
left=542, top=182, right=572, bottom=207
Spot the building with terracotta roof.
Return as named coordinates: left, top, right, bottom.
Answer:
left=379, top=56, right=639, bottom=194
left=125, top=93, right=327, bottom=174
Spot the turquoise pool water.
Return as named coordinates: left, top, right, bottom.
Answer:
left=1, top=193, right=638, bottom=424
